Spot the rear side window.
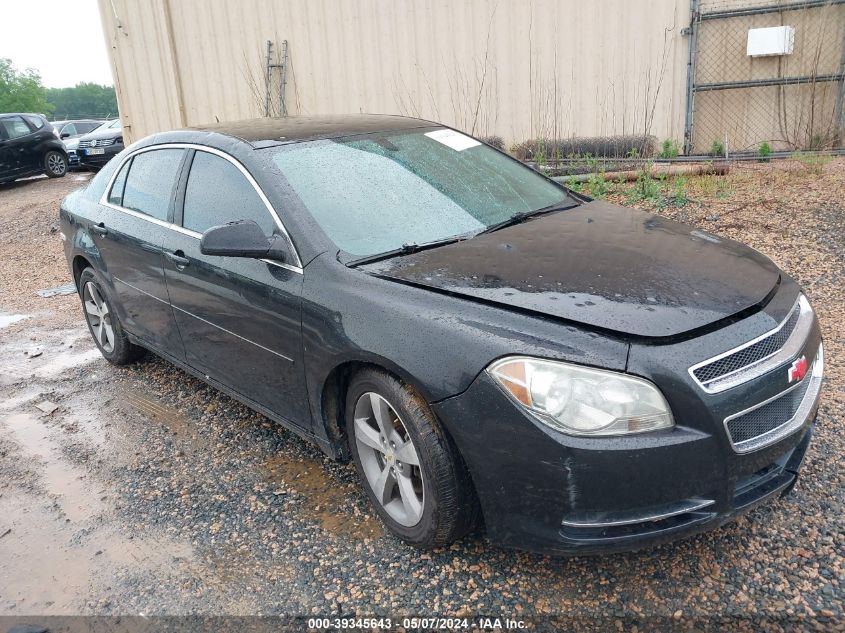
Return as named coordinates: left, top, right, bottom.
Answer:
left=24, top=115, right=45, bottom=130
left=1, top=116, right=33, bottom=139
left=182, top=151, right=276, bottom=236
left=121, top=149, right=184, bottom=221
left=108, top=158, right=132, bottom=205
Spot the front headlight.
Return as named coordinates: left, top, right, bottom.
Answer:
left=487, top=357, right=674, bottom=437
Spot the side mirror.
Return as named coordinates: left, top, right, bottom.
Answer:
left=60, top=132, right=71, bottom=139
left=200, top=220, right=287, bottom=262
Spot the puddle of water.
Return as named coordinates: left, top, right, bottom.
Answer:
left=265, top=453, right=384, bottom=540
left=2, top=348, right=103, bottom=385
left=0, top=313, right=30, bottom=329
left=3, top=412, right=104, bottom=523
left=0, top=494, right=195, bottom=614
left=36, top=283, right=77, bottom=298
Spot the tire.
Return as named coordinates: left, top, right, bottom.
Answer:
left=347, top=368, right=479, bottom=548
left=77, top=267, right=145, bottom=365
left=44, top=151, right=68, bottom=178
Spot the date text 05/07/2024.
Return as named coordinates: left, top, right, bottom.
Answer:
left=307, top=617, right=527, bottom=630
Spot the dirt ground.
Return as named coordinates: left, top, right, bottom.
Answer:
left=0, top=164, right=843, bottom=630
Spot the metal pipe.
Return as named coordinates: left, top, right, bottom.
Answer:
left=683, top=0, right=700, bottom=155
left=696, top=73, right=845, bottom=92
left=700, top=0, right=845, bottom=20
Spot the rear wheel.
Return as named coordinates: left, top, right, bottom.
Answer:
left=44, top=151, right=67, bottom=178
left=347, top=369, right=478, bottom=547
left=78, top=267, right=145, bottom=365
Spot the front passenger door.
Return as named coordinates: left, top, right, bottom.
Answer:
left=161, top=149, right=310, bottom=428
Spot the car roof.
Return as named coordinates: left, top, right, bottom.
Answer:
left=186, top=114, right=438, bottom=147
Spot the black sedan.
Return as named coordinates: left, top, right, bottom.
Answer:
left=59, top=115, right=823, bottom=554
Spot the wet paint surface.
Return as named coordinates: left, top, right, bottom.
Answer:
left=363, top=201, right=781, bottom=338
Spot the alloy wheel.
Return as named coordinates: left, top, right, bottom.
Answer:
left=354, top=392, right=425, bottom=526
left=82, top=281, right=115, bottom=353
left=47, top=153, right=66, bottom=175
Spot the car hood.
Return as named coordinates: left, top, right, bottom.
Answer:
left=360, top=201, right=781, bottom=338
left=79, top=128, right=121, bottom=142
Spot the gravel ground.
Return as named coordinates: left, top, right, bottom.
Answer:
left=0, top=164, right=843, bottom=631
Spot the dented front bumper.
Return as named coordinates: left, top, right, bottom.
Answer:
left=432, top=371, right=817, bottom=556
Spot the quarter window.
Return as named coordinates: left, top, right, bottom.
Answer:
left=108, top=157, right=132, bottom=205
left=182, top=151, right=276, bottom=236
left=24, top=115, right=45, bottom=130
left=121, top=149, right=185, bottom=221
left=0, top=116, right=33, bottom=139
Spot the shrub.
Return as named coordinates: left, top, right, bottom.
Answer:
left=710, top=140, right=725, bottom=157
left=669, top=176, right=688, bottom=206
left=480, top=136, right=505, bottom=151
left=659, top=138, right=680, bottom=159
left=585, top=172, right=608, bottom=199
left=758, top=142, right=771, bottom=162
left=511, top=135, right=657, bottom=161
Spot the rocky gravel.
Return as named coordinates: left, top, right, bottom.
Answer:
left=0, top=165, right=843, bottom=631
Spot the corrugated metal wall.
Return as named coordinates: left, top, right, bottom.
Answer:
left=98, top=0, right=691, bottom=145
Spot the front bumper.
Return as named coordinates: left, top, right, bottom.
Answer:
left=433, top=300, right=822, bottom=555
left=78, top=145, right=122, bottom=167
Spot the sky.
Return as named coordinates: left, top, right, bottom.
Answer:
left=1, top=0, right=113, bottom=88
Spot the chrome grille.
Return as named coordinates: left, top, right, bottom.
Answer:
left=724, top=345, right=823, bottom=453
left=694, top=305, right=800, bottom=383
left=689, top=295, right=813, bottom=393
left=78, top=138, right=115, bottom=149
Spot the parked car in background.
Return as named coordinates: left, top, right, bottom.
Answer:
left=0, top=113, right=68, bottom=184
left=77, top=119, right=124, bottom=169
left=60, top=115, right=823, bottom=554
left=52, top=119, right=106, bottom=167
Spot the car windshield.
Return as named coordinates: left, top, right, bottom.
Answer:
left=265, top=128, right=573, bottom=258
left=93, top=119, right=120, bottom=132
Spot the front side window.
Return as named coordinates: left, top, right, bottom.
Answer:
left=121, top=149, right=184, bottom=221
left=0, top=116, right=33, bottom=140
left=182, top=151, right=276, bottom=236
left=265, top=128, right=571, bottom=257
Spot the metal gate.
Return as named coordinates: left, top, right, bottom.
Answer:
left=684, top=0, right=845, bottom=154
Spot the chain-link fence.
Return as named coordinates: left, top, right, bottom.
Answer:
left=686, top=0, right=845, bottom=154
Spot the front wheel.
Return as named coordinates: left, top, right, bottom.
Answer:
left=347, top=369, right=478, bottom=548
left=78, top=267, right=145, bottom=365
left=44, top=151, right=67, bottom=178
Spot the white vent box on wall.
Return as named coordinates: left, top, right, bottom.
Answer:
left=747, top=25, right=795, bottom=57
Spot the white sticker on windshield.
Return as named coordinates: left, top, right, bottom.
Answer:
left=424, top=129, right=481, bottom=151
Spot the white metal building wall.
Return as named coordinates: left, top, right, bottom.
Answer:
left=98, top=0, right=691, bottom=145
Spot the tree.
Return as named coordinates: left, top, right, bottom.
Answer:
left=0, top=58, right=53, bottom=114
left=46, top=83, right=118, bottom=119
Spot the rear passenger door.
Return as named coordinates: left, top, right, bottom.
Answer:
left=95, top=148, right=186, bottom=357
left=160, top=149, right=309, bottom=428
left=0, top=116, right=35, bottom=175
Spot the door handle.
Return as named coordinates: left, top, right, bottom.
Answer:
left=91, top=222, right=108, bottom=236
left=165, top=250, right=190, bottom=268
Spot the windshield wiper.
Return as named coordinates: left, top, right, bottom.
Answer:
left=347, top=235, right=469, bottom=267
left=476, top=201, right=579, bottom=236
